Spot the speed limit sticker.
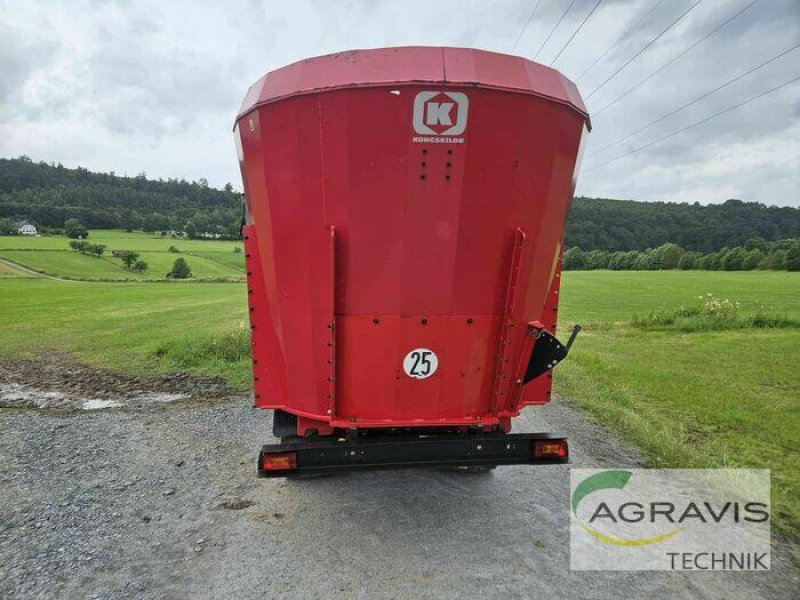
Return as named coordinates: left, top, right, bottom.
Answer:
left=403, top=348, right=438, bottom=379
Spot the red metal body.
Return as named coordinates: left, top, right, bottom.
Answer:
left=235, top=47, right=589, bottom=436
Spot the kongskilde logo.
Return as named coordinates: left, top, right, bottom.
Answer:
left=412, top=91, right=468, bottom=143
left=570, top=469, right=771, bottom=571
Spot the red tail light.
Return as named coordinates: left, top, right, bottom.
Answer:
left=533, top=439, right=568, bottom=458
left=262, top=452, right=298, bottom=471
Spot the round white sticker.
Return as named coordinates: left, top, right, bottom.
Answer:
left=403, top=348, right=438, bottom=379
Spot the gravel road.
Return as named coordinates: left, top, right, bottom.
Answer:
left=1, top=362, right=797, bottom=599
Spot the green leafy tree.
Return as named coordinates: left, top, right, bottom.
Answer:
left=744, top=237, right=767, bottom=253
left=64, top=218, right=88, bottom=239
left=0, top=218, right=16, bottom=235
left=132, top=260, right=148, bottom=273
left=742, top=249, right=764, bottom=270
left=660, top=243, right=685, bottom=269
left=722, top=247, right=746, bottom=271
left=586, top=249, right=610, bottom=270
left=562, top=247, right=586, bottom=270
left=89, top=243, right=106, bottom=257
left=184, top=221, right=198, bottom=239
left=121, top=250, right=140, bottom=269
left=786, top=241, right=800, bottom=271
left=167, top=257, right=192, bottom=279
left=678, top=251, right=700, bottom=270
left=762, top=250, right=787, bottom=270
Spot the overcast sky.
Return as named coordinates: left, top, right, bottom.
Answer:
left=1, top=0, right=798, bottom=206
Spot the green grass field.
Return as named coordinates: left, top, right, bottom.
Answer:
left=0, top=231, right=244, bottom=281
left=0, top=278, right=250, bottom=386
left=0, top=260, right=36, bottom=278
left=0, top=267, right=797, bottom=537
left=557, top=271, right=799, bottom=539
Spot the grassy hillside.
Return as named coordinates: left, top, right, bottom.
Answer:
left=0, top=230, right=244, bottom=281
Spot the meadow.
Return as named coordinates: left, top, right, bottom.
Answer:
left=0, top=230, right=244, bottom=281
left=0, top=260, right=797, bottom=536
left=557, top=271, right=799, bottom=538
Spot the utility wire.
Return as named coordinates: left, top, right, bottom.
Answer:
left=551, top=0, right=604, bottom=66
left=585, top=0, right=704, bottom=99
left=587, top=42, right=800, bottom=158
left=511, top=0, right=543, bottom=53
left=533, top=0, right=578, bottom=61
left=593, top=0, right=759, bottom=116
left=584, top=74, right=800, bottom=171
left=575, top=0, right=666, bottom=81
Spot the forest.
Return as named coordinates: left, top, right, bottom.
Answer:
left=1, top=157, right=798, bottom=249
left=0, top=157, right=241, bottom=238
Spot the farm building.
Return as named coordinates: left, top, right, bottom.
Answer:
left=16, top=222, right=37, bottom=235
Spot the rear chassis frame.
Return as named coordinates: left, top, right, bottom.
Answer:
left=258, top=432, right=568, bottom=477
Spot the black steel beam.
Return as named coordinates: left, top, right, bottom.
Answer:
left=258, top=432, right=568, bottom=477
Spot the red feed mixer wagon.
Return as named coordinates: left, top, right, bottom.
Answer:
left=234, top=47, right=590, bottom=477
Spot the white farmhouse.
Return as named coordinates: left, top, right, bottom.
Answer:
left=17, top=222, right=38, bottom=235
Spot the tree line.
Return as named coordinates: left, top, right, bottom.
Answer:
left=563, top=239, right=800, bottom=272
left=566, top=196, right=799, bottom=253
left=2, top=157, right=798, bottom=251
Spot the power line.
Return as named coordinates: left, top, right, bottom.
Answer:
left=584, top=74, right=800, bottom=172
left=575, top=0, right=666, bottom=82
left=533, top=0, right=578, bottom=61
left=511, top=0, right=543, bottom=53
left=587, top=43, right=800, bottom=158
left=593, top=0, right=760, bottom=116
left=585, top=0, right=704, bottom=100
left=551, top=0, right=604, bottom=66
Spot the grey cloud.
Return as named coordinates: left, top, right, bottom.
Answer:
left=0, top=0, right=797, bottom=206
left=0, top=26, right=57, bottom=104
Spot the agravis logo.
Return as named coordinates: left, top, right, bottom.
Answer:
left=412, top=91, right=468, bottom=143
left=570, top=469, right=771, bottom=571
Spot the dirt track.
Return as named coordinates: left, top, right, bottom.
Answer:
left=1, top=361, right=797, bottom=599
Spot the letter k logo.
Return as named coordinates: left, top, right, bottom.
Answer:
left=413, top=91, right=469, bottom=136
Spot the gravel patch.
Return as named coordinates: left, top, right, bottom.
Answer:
left=0, top=364, right=797, bottom=599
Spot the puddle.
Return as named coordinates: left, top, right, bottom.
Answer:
left=132, top=392, right=188, bottom=403
left=0, top=383, right=189, bottom=411
left=0, top=384, right=69, bottom=409
left=82, top=399, right=124, bottom=410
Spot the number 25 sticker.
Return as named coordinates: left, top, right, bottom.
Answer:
left=403, top=348, right=438, bottom=379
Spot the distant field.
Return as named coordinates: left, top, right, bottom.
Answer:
left=0, top=269, right=797, bottom=536
left=0, top=231, right=244, bottom=281
left=559, top=270, right=800, bottom=322
left=0, top=230, right=243, bottom=252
